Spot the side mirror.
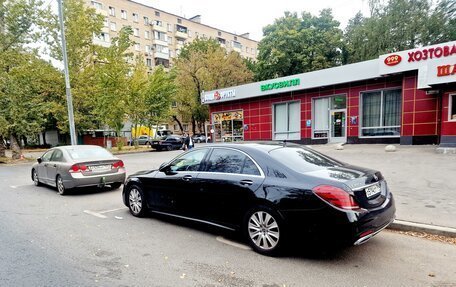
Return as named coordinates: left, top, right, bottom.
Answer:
left=37, top=157, right=42, bottom=164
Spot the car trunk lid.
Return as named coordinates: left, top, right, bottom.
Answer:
left=306, top=165, right=387, bottom=209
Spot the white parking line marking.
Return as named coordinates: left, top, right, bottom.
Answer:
left=83, top=210, right=107, bottom=219
left=216, top=236, right=251, bottom=250
left=10, top=184, right=33, bottom=189
left=99, top=207, right=127, bottom=214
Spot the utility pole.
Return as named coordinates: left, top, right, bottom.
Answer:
left=57, top=0, right=77, bottom=145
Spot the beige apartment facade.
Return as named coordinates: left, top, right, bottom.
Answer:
left=87, top=0, right=259, bottom=69
left=87, top=0, right=258, bottom=136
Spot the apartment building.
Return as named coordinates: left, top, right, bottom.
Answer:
left=88, top=0, right=259, bottom=69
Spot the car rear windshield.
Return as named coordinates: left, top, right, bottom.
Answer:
left=269, top=147, right=342, bottom=173
left=67, top=147, right=113, bottom=160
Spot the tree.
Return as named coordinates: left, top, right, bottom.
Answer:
left=93, top=26, right=134, bottom=149
left=144, top=66, right=176, bottom=138
left=343, top=0, right=456, bottom=64
left=255, top=9, right=343, bottom=80
left=0, top=53, right=62, bottom=159
left=126, top=55, right=149, bottom=146
left=0, top=0, right=58, bottom=158
left=46, top=0, right=105, bottom=134
left=174, top=38, right=253, bottom=134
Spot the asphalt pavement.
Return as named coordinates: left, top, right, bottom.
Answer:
left=8, top=143, right=456, bottom=235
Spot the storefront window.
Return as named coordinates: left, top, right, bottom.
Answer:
left=361, top=89, right=401, bottom=137
left=212, top=111, right=244, bottom=142
left=450, top=94, right=456, bottom=121
left=273, top=101, right=300, bottom=140
left=313, top=98, right=330, bottom=138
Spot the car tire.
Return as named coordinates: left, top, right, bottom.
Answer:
left=56, top=175, right=67, bottom=196
left=166, top=145, right=173, bottom=151
left=145, top=141, right=150, bottom=146
left=127, top=184, right=146, bottom=217
left=244, top=206, right=284, bottom=256
left=32, top=169, right=41, bottom=186
left=110, top=182, right=122, bottom=190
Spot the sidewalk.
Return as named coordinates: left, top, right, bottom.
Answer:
left=310, top=144, right=456, bottom=232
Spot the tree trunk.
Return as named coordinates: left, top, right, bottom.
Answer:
left=191, top=115, right=196, bottom=135
left=10, top=133, right=21, bottom=160
left=42, top=131, right=47, bottom=146
left=0, top=135, right=6, bottom=157
left=172, top=115, right=184, bottom=134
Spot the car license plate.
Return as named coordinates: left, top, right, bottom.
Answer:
left=153, top=141, right=159, bottom=145
left=365, top=183, right=381, bottom=198
left=89, top=165, right=111, bottom=171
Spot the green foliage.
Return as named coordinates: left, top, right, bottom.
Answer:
left=94, top=26, right=134, bottom=137
left=343, top=0, right=456, bottom=64
left=46, top=0, right=105, bottom=133
left=174, top=38, right=253, bottom=132
left=0, top=52, right=62, bottom=138
left=0, top=0, right=51, bottom=53
left=255, top=9, right=343, bottom=80
left=144, top=66, right=176, bottom=127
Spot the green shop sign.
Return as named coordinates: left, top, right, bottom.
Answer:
left=260, top=78, right=300, bottom=92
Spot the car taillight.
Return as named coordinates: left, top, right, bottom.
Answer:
left=112, top=160, right=124, bottom=168
left=312, top=185, right=360, bottom=210
left=69, top=164, right=87, bottom=173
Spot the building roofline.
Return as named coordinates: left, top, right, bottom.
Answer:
left=127, top=0, right=258, bottom=43
left=201, top=41, right=456, bottom=105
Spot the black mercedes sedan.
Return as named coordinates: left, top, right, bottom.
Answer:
left=122, top=143, right=395, bottom=256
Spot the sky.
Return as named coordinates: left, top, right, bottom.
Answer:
left=133, top=0, right=371, bottom=41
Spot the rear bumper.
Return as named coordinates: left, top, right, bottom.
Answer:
left=280, top=192, right=396, bottom=245
left=64, top=170, right=126, bottom=189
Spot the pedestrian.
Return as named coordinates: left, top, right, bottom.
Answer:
left=184, top=133, right=195, bottom=150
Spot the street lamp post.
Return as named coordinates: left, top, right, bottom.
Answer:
left=57, top=0, right=77, bottom=145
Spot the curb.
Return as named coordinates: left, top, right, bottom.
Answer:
left=387, top=219, right=456, bottom=238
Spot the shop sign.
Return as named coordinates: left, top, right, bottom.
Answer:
left=384, top=54, right=402, bottom=66
left=203, top=89, right=236, bottom=103
left=260, top=78, right=300, bottom=92
left=408, top=44, right=456, bottom=63
left=437, top=64, right=456, bottom=77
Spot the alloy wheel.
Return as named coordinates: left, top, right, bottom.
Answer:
left=33, top=170, right=40, bottom=186
left=129, top=188, right=143, bottom=215
left=57, top=176, right=65, bottom=195
left=248, top=211, right=280, bottom=250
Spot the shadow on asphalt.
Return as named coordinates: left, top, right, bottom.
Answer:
left=35, top=184, right=121, bottom=196
left=141, top=212, right=360, bottom=261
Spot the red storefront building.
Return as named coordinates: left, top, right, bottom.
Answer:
left=202, top=41, right=456, bottom=148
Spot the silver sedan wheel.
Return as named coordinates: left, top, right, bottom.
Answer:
left=248, top=211, right=280, bottom=250
left=33, top=170, right=39, bottom=186
left=129, top=188, right=142, bottom=215
left=57, top=176, right=65, bottom=195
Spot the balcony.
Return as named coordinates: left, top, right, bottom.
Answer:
left=153, top=38, right=168, bottom=47
left=175, top=31, right=188, bottom=39
left=154, top=51, right=169, bottom=60
left=95, top=9, right=108, bottom=17
left=151, top=24, right=167, bottom=33
left=93, top=38, right=110, bottom=48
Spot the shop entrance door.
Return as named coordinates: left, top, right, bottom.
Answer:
left=329, top=109, right=346, bottom=143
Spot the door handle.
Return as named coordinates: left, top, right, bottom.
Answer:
left=240, top=179, right=253, bottom=186
left=53, top=164, right=57, bottom=168
left=182, top=175, right=192, bottom=181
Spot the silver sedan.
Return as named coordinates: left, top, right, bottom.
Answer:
left=31, top=145, right=126, bottom=195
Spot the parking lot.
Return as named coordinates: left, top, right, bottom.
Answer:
left=1, top=150, right=455, bottom=286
